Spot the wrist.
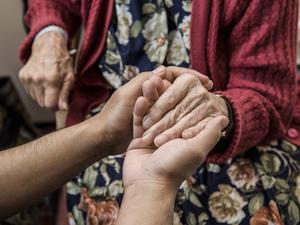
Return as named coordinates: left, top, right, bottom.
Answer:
left=35, top=26, right=68, bottom=42
left=125, top=181, right=177, bottom=202
left=32, top=31, right=68, bottom=58
left=77, top=116, right=111, bottom=162
left=125, top=179, right=178, bottom=195
left=118, top=181, right=177, bottom=225
left=215, top=94, right=234, bottom=139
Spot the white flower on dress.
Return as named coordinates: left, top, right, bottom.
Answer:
left=167, top=31, right=189, bottom=65
left=182, top=0, right=192, bottom=12
left=116, top=4, right=133, bottom=45
left=227, top=158, right=259, bottom=190
left=105, top=32, right=122, bottom=65
left=178, top=15, right=191, bottom=50
left=295, top=175, right=300, bottom=204
left=143, top=11, right=169, bottom=63
left=209, top=185, right=247, bottom=224
left=102, top=71, right=123, bottom=89
left=165, top=0, right=174, bottom=8
left=173, top=212, right=183, bottom=225
left=123, top=65, right=140, bottom=80
left=108, top=180, right=124, bottom=197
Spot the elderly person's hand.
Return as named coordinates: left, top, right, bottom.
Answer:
left=89, top=66, right=213, bottom=156
left=123, top=79, right=228, bottom=189
left=19, top=32, right=74, bottom=110
left=141, top=73, right=229, bottom=147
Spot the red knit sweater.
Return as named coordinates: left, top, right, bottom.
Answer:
left=20, top=0, right=300, bottom=163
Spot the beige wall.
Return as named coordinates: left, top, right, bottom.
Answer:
left=0, top=1, right=54, bottom=123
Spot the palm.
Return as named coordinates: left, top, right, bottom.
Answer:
left=123, top=138, right=200, bottom=188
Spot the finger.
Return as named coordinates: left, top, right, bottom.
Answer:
left=148, top=76, right=166, bottom=96
left=115, top=67, right=166, bottom=104
left=33, top=85, right=45, bottom=107
left=21, top=75, right=35, bottom=99
left=153, top=103, right=211, bottom=147
left=133, top=97, right=150, bottom=138
left=159, top=66, right=213, bottom=90
left=182, top=117, right=214, bottom=139
left=58, top=72, right=75, bottom=110
left=152, top=65, right=166, bottom=74
left=44, top=81, right=61, bottom=109
left=143, top=74, right=207, bottom=130
left=142, top=74, right=194, bottom=129
left=27, top=83, right=37, bottom=102
left=142, top=80, right=159, bottom=104
left=128, top=132, right=156, bottom=150
left=185, top=116, right=229, bottom=156
left=19, top=71, right=30, bottom=94
left=162, top=79, right=171, bottom=91
left=205, top=80, right=214, bottom=90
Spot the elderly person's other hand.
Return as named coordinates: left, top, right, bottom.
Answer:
left=142, top=72, right=229, bottom=147
left=90, top=66, right=213, bottom=156
left=123, top=80, right=228, bottom=189
left=19, top=32, right=74, bottom=110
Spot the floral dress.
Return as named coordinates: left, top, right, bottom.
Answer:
left=66, top=1, right=300, bottom=225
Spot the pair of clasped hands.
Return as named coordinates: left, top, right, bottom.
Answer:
left=95, top=66, right=229, bottom=192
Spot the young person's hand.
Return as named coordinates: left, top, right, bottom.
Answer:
left=91, top=66, right=213, bottom=156
left=123, top=76, right=228, bottom=189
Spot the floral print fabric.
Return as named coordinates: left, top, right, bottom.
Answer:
left=66, top=0, right=300, bottom=225
left=67, top=140, right=300, bottom=225
left=99, top=0, right=191, bottom=88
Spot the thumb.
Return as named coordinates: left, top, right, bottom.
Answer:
left=58, top=72, right=75, bottom=110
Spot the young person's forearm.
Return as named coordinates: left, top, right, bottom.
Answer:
left=117, top=183, right=177, bottom=225
left=0, top=117, right=107, bottom=219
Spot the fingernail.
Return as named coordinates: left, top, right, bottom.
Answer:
left=142, top=131, right=152, bottom=141
left=154, top=134, right=168, bottom=147
left=153, top=65, right=165, bottom=74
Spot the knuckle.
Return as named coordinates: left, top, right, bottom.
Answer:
left=32, top=75, right=43, bottom=83
left=169, top=129, right=181, bottom=138
left=206, top=101, right=214, bottom=109
left=45, top=75, right=60, bottom=85
left=180, top=73, right=195, bottom=83
left=66, top=75, right=75, bottom=83
left=151, top=123, right=164, bottom=136
left=197, top=87, right=208, bottom=97
left=175, top=104, right=186, bottom=114
left=188, top=116, right=198, bottom=126
left=167, top=95, right=176, bottom=105
left=174, top=104, right=187, bottom=120
left=18, top=70, right=25, bottom=79
left=150, top=104, right=163, bottom=115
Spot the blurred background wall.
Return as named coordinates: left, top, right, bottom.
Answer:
left=0, top=0, right=54, bottom=123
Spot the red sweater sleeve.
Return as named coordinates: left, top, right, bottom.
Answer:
left=19, top=0, right=81, bottom=63
left=207, top=0, right=298, bottom=163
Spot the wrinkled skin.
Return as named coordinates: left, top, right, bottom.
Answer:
left=141, top=73, right=229, bottom=147
left=123, top=76, right=229, bottom=189
left=19, top=32, right=74, bottom=110
left=89, top=66, right=213, bottom=156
